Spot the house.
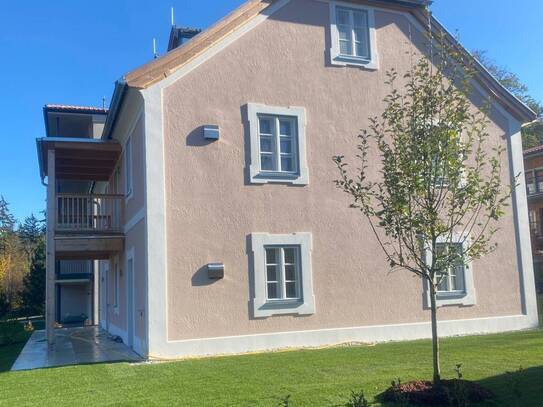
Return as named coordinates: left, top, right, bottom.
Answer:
left=36, top=0, right=538, bottom=359
left=523, top=144, right=543, bottom=293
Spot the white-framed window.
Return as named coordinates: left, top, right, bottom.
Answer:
left=251, top=233, right=315, bottom=318
left=329, top=1, right=378, bottom=69
left=435, top=243, right=465, bottom=294
left=247, top=103, right=309, bottom=185
left=423, top=235, right=476, bottom=307
left=265, top=246, right=301, bottom=301
left=125, top=137, right=133, bottom=199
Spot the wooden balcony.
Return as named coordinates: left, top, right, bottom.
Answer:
left=54, top=193, right=124, bottom=259
left=56, top=193, right=124, bottom=234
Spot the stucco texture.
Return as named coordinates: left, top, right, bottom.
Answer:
left=162, top=0, right=522, bottom=341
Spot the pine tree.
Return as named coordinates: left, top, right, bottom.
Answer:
left=20, top=239, right=45, bottom=316
left=18, top=214, right=45, bottom=260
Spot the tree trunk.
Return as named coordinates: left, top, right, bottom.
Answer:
left=429, top=282, right=441, bottom=385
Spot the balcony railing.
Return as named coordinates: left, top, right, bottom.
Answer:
left=56, top=193, right=124, bottom=233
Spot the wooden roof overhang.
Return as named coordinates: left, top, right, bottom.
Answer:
left=37, top=137, right=122, bottom=181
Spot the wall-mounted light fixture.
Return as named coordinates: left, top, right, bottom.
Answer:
left=203, top=125, right=220, bottom=140
left=207, top=263, right=224, bottom=279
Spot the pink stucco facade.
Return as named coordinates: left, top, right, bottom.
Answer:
left=158, top=0, right=524, bottom=343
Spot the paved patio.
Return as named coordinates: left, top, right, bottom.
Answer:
left=11, top=326, right=141, bottom=371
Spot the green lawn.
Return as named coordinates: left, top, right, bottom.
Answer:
left=0, top=320, right=36, bottom=373
left=0, top=330, right=542, bottom=406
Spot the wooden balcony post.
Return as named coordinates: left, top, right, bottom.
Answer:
left=46, top=149, right=56, bottom=349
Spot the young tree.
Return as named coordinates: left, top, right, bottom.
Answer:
left=333, top=43, right=511, bottom=384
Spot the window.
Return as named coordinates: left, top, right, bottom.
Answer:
left=423, top=235, right=476, bottom=307
left=251, top=233, right=315, bottom=317
left=265, top=246, right=301, bottom=301
left=258, top=116, right=297, bottom=174
left=330, top=2, right=378, bottom=69
left=125, top=137, right=133, bottom=198
left=247, top=103, right=309, bottom=185
left=435, top=243, right=465, bottom=295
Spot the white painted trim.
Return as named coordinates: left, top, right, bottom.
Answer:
left=250, top=233, right=315, bottom=317
left=150, top=313, right=535, bottom=359
left=124, top=206, right=146, bottom=233
left=247, top=103, right=309, bottom=185
left=506, top=115, right=539, bottom=325
left=141, top=85, right=168, bottom=357
left=329, top=1, right=379, bottom=70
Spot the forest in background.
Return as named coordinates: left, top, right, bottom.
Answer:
left=0, top=197, right=45, bottom=319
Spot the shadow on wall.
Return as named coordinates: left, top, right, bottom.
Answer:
left=191, top=265, right=219, bottom=286
left=186, top=126, right=217, bottom=147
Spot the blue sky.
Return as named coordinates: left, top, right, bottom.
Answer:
left=0, top=0, right=541, bottom=223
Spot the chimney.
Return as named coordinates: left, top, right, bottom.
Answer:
left=167, top=26, right=202, bottom=51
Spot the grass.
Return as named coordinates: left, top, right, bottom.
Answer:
left=0, top=330, right=542, bottom=406
left=0, top=318, right=43, bottom=373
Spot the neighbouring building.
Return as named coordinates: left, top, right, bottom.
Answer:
left=523, top=145, right=543, bottom=296
left=36, top=0, right=539, bottom=359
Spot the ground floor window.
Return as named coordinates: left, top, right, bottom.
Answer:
left=423, top=235, right=476, bottom=307
left=251, top=233, right=315, bottom=318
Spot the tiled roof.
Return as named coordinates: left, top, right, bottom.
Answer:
left=44, top=104, right=108, bottom=114
left=524, top=144, right=543, bottom=156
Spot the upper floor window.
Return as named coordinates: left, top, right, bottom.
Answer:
left=125, top=137, right=133, bottom=199
left=247, top=103, right=309, bottom=185
left=251, top=233, right=315, bottom=318
left=329, top=2, right=378, bottom=69
left=526, top=168, right=543, bottom=196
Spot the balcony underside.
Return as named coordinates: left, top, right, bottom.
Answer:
left=55, top=235, right=124, bottom=260
left=37, top=137, right=121, bottom=181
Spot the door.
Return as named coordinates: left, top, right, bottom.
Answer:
left=126, top=255, right=134, bottom=349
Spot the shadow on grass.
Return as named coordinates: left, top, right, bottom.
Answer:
left=476, top=365, right=543, bottom=407
left=373, top=366, right=543, bottom=407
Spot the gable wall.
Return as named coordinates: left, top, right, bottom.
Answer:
left=160, top=0, right=523, bottom=342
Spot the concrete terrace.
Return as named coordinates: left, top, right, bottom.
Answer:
left=11, top=326, right=141, bottom=371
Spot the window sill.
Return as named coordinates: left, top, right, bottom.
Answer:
left=331, top=53, right=379, bottom=70
left=435, top=291, right=476, bottom=307
left=250, top=171, right=308, bottom=185
left=254, top=299, right=314, bottom=318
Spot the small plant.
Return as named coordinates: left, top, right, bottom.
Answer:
left=344, top=388, right=370, bottom=407
left=450, top=364, right=469, bottom=407
left=279, top=394, right=291, bottom=407
left=390, top=378, right=410, bottom=406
